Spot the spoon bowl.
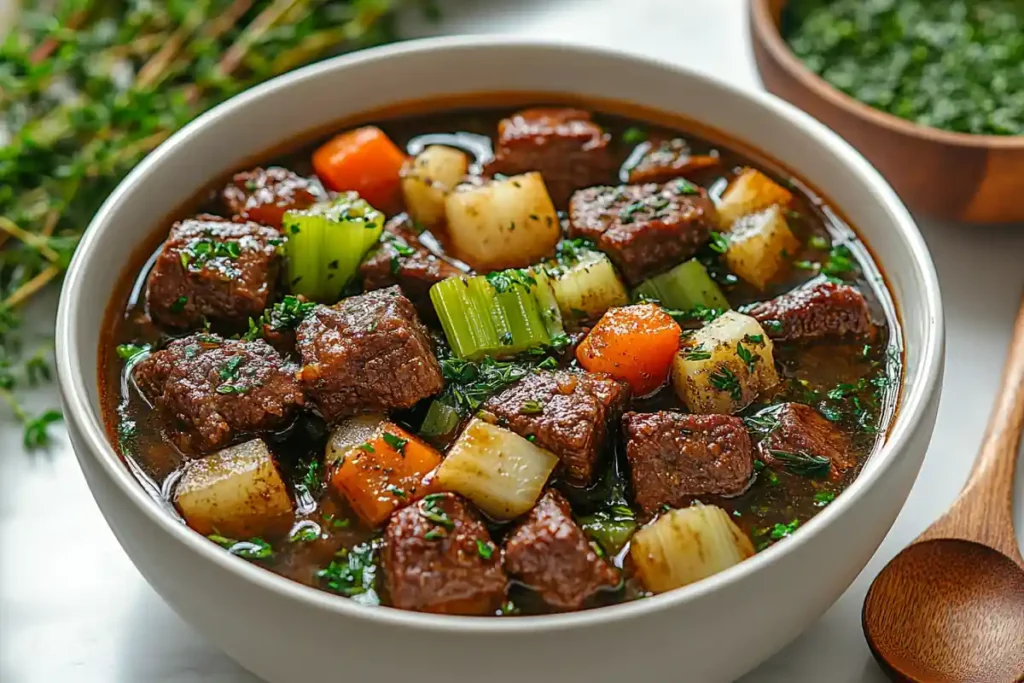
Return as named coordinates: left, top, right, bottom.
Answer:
left=864, top=539, right=1024, bottom=683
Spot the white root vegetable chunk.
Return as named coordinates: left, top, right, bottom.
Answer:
left=549, top=250, right=629, bottom=320
left=444, top=172, right=560, bottom=271
left=725, top=204, right=801, bottom=290
left=671, top=311, right=779, bottom=415
left=324, top=414, right=385, bottom=465
left=716, top=167, right=794, bottom=229
left=631, top=504, right=755, bottom=593
left=401, top=145, right=469, bottom=228
left=435, top=417, right=558, bottom=519
left=175, top=439, right=293, bottom=538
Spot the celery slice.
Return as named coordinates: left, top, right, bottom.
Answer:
left=430, top=269, right=565, bottom=359
left=420, top=400, right=461, bottom=437
left=283, top=192, right=384, bottom=302
left=529, top=269, right=565, bottom=339
left=634, top=259, right=730, bottom=311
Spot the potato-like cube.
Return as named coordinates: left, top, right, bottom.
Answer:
left=324, top=414, right=385, bottom=465
left=435, top=418, right=559, bottom=519
left=631, top=504, right=754, bottom=593
left=671, top=311, right=779, bottom=414
left=401, top=145, right=469, bottom=228
left=724, top=205, right=800, bottom=289
left=444, top=172, right=560, bottom=271
left=716, top=168, right=793, bottom=229
left=174, top=439, right=293, bottom=538
left=549, top=250, right=629, bottom=320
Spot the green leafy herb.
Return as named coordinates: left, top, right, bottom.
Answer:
left=709, top=367, right=742, bottom=401
left=476, top=539, right=494, bottom=560
left=809, top=234, right=829, bottom=250
left=813, top=490, right=836, bottom=507
left=671, top=178, right=700, bottom=195
left=822, top=244, right=856, bottom=277
left=769, top=450, right=831, bottom=478
left=382, top=432, right=408, bottom=454
left=317, top=539, right=381, bottom=600
left=385, top=484, right=407, bottom=499
left=770, top=519, right=800, bottom=540
left=683, top=344, right=712, bottom=361
left=622, top=127, right=647, bottom=144
left=357, top=442, right=375, bottom=453
left=170, top=296, right=189, bottom=313
left=519, top=400, right=544, bottom=415
left=243, top=296, right=317, bottom=341
left=736, top=341, right=759, bottom=374
left=209, top=535, right=273, bottom=560
left=116, top=343, right=150, bottom=362
left=485, top=268, right=537, bottom=294
left=289, top=525, right=321, bottom=543
left=418, top=493, right=455, bottom=530
left=709, top=231, right=730, bottom=254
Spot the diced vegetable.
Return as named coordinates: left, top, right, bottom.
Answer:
left=419, top=399, right=461, bottom=438
left=548, top=249, right=629, bottom=320
left=329, top=422, right=442, bottom=527
left=579, top=506, right=637, bottom=555
left=444, top=172, right=560, bottom=271
left=174, top=439, right=293, bottom=538
left=312, top=126, right=406, bottom=209
left=283, top=193, right=384, bottom=302
left=724, top=205, right=801, bottom=290
left=631, top=504, right=754, bottom=593
left=529, top=268, right=565, bottom=340
left=671, top=311, right=779, bottom=414
left=400, top=145, right=469, bottom=228
left=716, top=167, right=794, bottom=229
left=633, top=258, right=730, bottom=311
left=576, top=303, right=682, bottom=396
left=435, top=418, right=558, bottom=519
left=324, top=414, right=386, bottom=465
left=430, top=269, right=564, bottom=359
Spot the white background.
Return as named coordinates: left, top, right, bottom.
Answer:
left=2, top=1, right=1023, bottom=681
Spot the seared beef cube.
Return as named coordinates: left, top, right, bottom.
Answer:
left=568, top=182, right=717, bottom=284
left=745, top=281, right=873, bottom=342
left=359, top=214, right=463, bottom=320
left=504, top=490, right=620, bottom=610
left=486, top=108, right=612, bottom=206
left=384, top=493, right=507, bottom=615
left=759, top=403, right=855, bottom=478
left=221, top=166, right=324, bottom=228
left=295, top=286, right=443, bottom=423
left=146, top=215, right=283, bottom=331
left=626, top=137, right=721, bottom=185
left=133, top=334, right=304, bottom=454
left=481, top=370, right=629, bottom=486
left=623, top=411, right=754, bottom=515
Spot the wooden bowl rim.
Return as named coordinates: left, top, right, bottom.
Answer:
left=750, top=0, right=1024, bottom=151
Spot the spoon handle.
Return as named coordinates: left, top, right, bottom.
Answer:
left=919, top=294, right=1024, bottom=565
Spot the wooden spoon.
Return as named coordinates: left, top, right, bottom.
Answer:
left=863, top=295, right=1024, bottom=682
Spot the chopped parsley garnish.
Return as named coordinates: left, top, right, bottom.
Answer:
left=671, top=177, right=700, bottom=195
left=769, top=450, right=831, bottom=478
left=218, top=355, right=243, bottom=381
left=822, top=244, right=856, bottom=277
left=289, top=525, right=321, bottom=543
left=317, top=540, right=380, bottom=600
left=476, top=539, right=494, bottom=560
left=243, top=295, right=317, bottom=341
left=736, top=342, right=759, bottom=374
left=357, top=442, right=375, bottom=453
left=170, top=296, right=188, bottom=313
left=683, top=344, right=712, bottom=361
left=708, top=231, right=729, bottom=254
left=299, top=459, right=322, bottom=498
left=519, top=400, right=544, bottom=415
left=709, top=367, right=742, bottom=401
left=382, top=432, right=408, bottom=454
left=763, top=320, right=783, bottom=334
left=770, top=519, right=800, bottom=540
left=424, top=528, right=447, bottom=541
left=813, top=490, right=836, bottom=507
left=809, top=234, right=830, bottom=250
left=486, top=268, right=537, bottom=294
left=622, top=126, right=647, bottom=144
left=209, top=535, right=273, bottom=560
left=418, top=493, right=455, bottom=530
left=385, top=484, right=407, bottom=499
left=116, top=343, right=150, bottom=362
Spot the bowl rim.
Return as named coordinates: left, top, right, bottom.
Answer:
left=750, top=0, right=1024, bottom=150
left=55, top=35, right=944, bottom=634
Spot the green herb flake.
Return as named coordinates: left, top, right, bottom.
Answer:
left=622, top=127, right=647, bottom=144
left=708, top=367, right=742, bottom=401
left=519, top=399, right=544, bottom=415
left=709, top=231, right=729, bottom=254
left=170, top=296, right=188, bottom=313
left=382, top=431, right=408, bottom=455
left=813, top=490, right=836, bottom=507
left=476, top=539, right=494, bottom=560
left=116, top=343, right=150, bottom=362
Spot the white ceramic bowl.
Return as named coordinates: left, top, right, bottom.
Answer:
left=56, top=37, right=944, bottom=683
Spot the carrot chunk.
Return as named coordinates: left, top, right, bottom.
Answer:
left=576, top=303, right=681, bottom=396
left=312, top=126, right=407, bottom=209
left=329, top=422, right=441, bottom=527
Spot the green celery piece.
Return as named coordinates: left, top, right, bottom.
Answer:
left=579, top=509, right=638, bottom=555
left=634, top=259, right=729, bottom=311
left=420, top=400, right=461, bottom=437
left=430, top=276, right=500, bottom=359
left=530, top=268, right=564, bottom=339
left=283, top=193, right=384, bottom=302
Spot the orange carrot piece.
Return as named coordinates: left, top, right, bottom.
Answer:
left=329, top=422, right=441, bottom=527
left=576, top=303, right=682, bottom=396
left=312, top=126, right=407, bottom=209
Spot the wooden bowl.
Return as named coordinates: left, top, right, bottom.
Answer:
left=750, top=0, right=1024, bottom=224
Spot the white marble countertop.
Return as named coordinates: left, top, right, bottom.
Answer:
left=2, top=1, right=1023, bottom=681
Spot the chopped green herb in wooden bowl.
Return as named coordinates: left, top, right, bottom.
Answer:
left=750, top=0, right=1024, bottom=223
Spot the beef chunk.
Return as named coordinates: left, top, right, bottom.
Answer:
left=759, top=403, right=855, bottom=479
left=568, top=181, right=717, bottom=284
left=145, top=215, right=283, bottom=331
left=133, top=334, right=304, bottom=454
left=504, top=490, right=620, bottom=610
left=745, top=281, right=873, bottom=342
left=295, top=286, right=443, bottom=423
left=359, top=214, right=463, bottom=320
left=486, top=108, right=612, bottom=206
left=220, top=166, right=324, bottom=228
left=623, top=411, right=754, bottom=515
left=481, top=370, right=629, bottom=486
left=384, top=493, right=507, bottom=615
left=626, top=137, right=721, bottom=185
